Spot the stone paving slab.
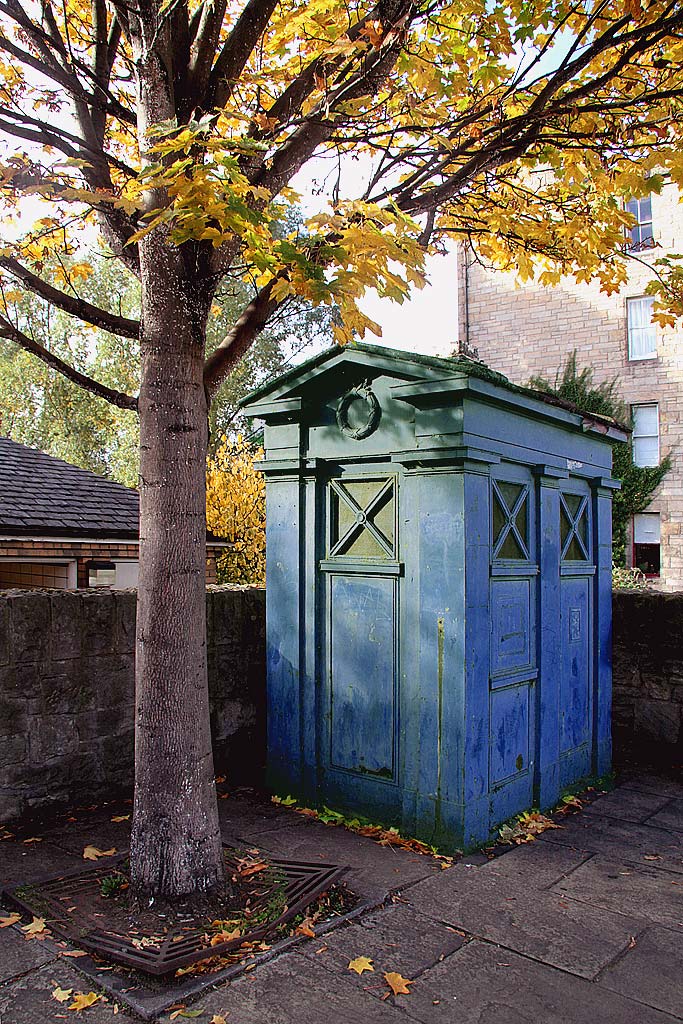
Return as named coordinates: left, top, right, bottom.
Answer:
left=299, top=903, right=466, bottom=992
left=597, top=925, right=683, bottom=1019
left=243, top=821, right=441, bottom=902
left=0, top=926, right=57, bottom=985
left=645, top=798, right=683, bottom=833
left=539, top=814, right=683, bottom=873
left=583, top=787, right=673, bottom=824
left=0, top=961, right=119, bottom=1024
left=619, top=772, right=683, bottom=799
left=404, top=850, right=645, bottom=979
left=217, top=793, right=314, bottom=839
left=552, top=855, right=683, bottom=931
left=39, top=817, right=131, bottom=857
left=181, top=952, right=406, bottom=1024
left=0, top=840, right=81, bottom=889
left=456, top=837, right=591, bottom=889
left=393, top=939, right=682, bottom=1024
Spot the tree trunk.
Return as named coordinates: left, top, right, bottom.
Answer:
left=129, top=232, right=225, bottom=897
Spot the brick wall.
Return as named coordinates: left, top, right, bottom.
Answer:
left=613, top=590, right=683, bottom=764
left=0, top=538, right=224, bottom=587
left=0, top=586, right=265, bottom=823
left=460, top=180, right=683, bottom=591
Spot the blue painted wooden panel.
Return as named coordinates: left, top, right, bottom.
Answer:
left=535, top=478, right=562, bottom=811
left=410, top=470, right=467, bottom=848
left=560, top=577, right=591, bottom=756
left=490, top=684, right=530, bottom=785
left=491, top=579, right=531, bottom=677
left=265, top=478, right=303, bottom=795
left=593, top=489, right=614, bottom=776
left=329, top=574, right=396, bottom=778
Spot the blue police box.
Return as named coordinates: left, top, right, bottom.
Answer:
left=241, top=343, right=625, bottom=850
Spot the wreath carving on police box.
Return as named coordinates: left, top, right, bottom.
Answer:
left=336, top=380, right=381, bottom=440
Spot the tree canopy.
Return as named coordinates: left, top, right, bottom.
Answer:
left=2, top=0, right=683, bottom=379
left=0, top=249, right=333, bottom=483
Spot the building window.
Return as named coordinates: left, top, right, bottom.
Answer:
left=632, top=403, right=660, bottom=467
left=633, top=513, right=660, bottom=576
left=625, top=195, right=654, bottom=251
left=627, top=296, right=657, bottom=360
left=87, top=560, right=116, bottom=587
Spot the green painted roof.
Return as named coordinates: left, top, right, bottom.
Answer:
left=242, top=341, right=628, bottom=434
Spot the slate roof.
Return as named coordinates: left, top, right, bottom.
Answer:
left=0, top=436, right=139, bottom=539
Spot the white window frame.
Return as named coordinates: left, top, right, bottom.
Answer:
left=627, top=296, right=657, bottom=360
left=631, top=403, right=660, bottom=467
left=632, top=512, right=661, bottom=577
left=625, top=195, right=654, bottom=251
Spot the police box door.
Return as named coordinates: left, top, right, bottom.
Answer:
left=317, top=471, right=402, bottom=821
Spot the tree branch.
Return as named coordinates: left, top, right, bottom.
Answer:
left=0, top=313, right=138, bottom=410
left=203, top=0, right=277, bottom=112
left=0, top=257, right=140, bottom=338
left=203, top=281, right=277, bottom=396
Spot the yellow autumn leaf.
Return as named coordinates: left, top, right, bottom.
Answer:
left=52, top=987, right=73, bottom=1003
left=210, top=928, right=241, bottom=945
left=348, top=956, right=374, bottom=975
left=110, top=815, right=130, bottom=822
left=0, top=912, right=21, bottom=928
left=68, top=991, right=101, bottom=1011
left=82, top=845, right=117, bottom=860
left=384, top=971, right=413, bottom=996
left=21, top=916, right=47, bottom=935
left=210, top=1017, right=227, bottom=1024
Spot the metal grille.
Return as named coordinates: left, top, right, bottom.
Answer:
left=3, top=851, right=347, bottom=976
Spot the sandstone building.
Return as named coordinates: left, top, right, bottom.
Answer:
left=457, top=181, right=683, bottom=591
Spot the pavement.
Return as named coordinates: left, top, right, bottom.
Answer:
left=0, top=768, right=682, bottom=1023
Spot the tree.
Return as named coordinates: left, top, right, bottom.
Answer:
left=2, top=0, right=683, bottom=899
left=529, top=352, right=670, bottom=563
left=206, top=435, right=265, bottom=584
left=0, top=251, right=333, bottom=483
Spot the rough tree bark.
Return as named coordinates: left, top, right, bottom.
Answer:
left=129, top=230, right=225, bottom=896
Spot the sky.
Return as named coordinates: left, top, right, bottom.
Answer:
left=291, top=156, right=460, bottom=359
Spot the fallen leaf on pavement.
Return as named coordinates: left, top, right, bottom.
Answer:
left=295, top=917, right=316, bottom=938
left=210, top=929, right=241, bottom=945
left=82, top=846, right=116, bottom=860
left=22, top=916, right=47, bottom=936
left=384, top=972, right=413, bottom=996
left=348, top=956, right=374, bottom=975
left=52, top=987, right=73, bottom=1003
left=210, top=1017, right=227, bottom=1024
left=499, top=811, right=560, bottom=845
left=23, top=837, right=42, bottom=844
left=110, top=815, right=130, bottom=823
left=61, top=950, right=88, bottom=958
left=0, top=913, right=21, bottom=928
left=68, top=991, right=101, bottom=1010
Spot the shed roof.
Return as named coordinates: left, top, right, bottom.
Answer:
left=0, top=436, right=139, bottom=539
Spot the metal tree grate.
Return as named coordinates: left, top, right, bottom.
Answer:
left=3, top=850, right=347, bottom=976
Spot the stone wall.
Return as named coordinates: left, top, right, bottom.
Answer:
left=1, top=586, right=679, bottom=823
left=0, top=586, right=265, bottom=823
left=613, top=590, right=683, bottom=763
